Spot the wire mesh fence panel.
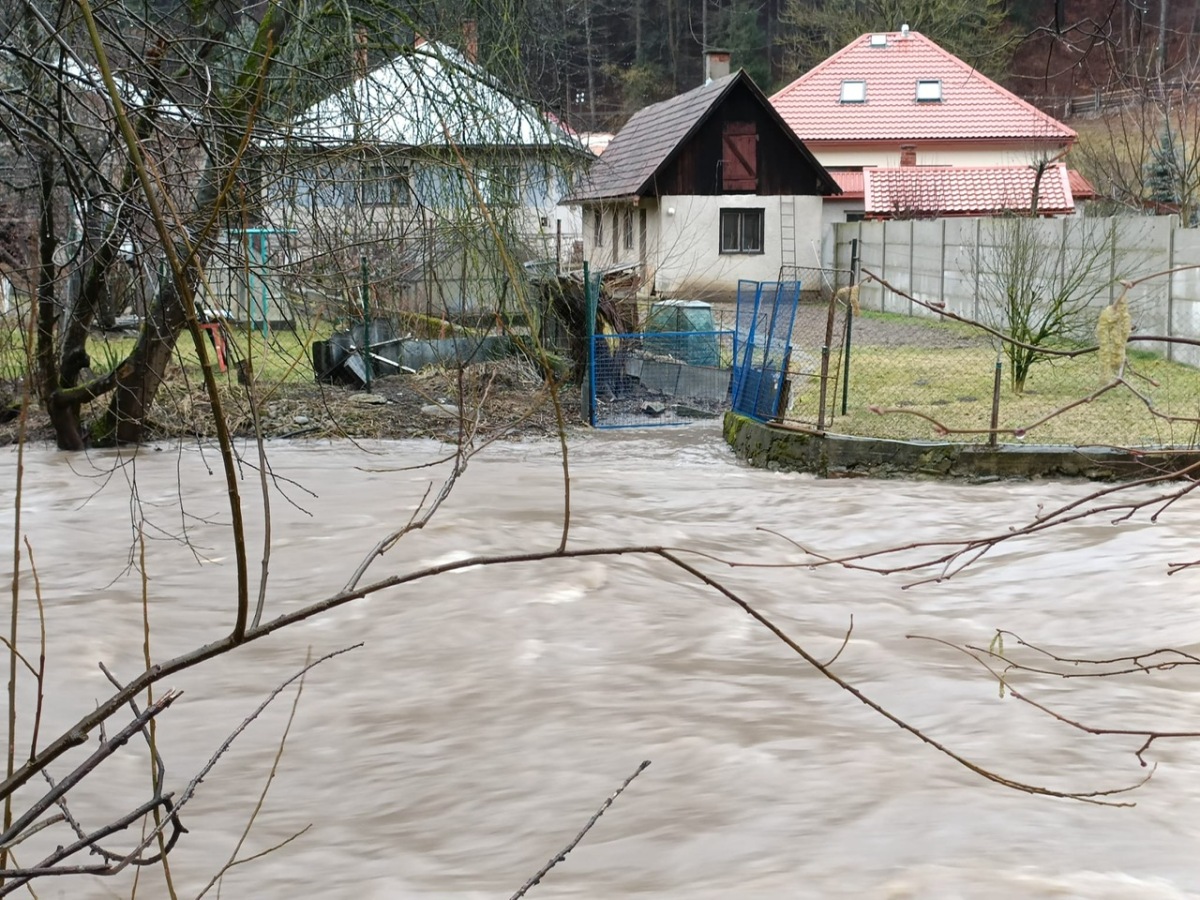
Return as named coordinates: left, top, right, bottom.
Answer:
left=590, top=330, right=735, bottom=428
left=822, top=309, right=1200, bottom=448
left=778, top=264, right=853, bottom=305
left=731, top=280, right=801, bottom=422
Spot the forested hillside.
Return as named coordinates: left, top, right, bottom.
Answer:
left=444, top=0, right=1196, bottom=131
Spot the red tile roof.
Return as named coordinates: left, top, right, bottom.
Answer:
left=771, top=31, right=1076, bottom=145
left=1067, top=168, right=1097, bottom=200
left=829, top=170, right=864, bottom=198
left=862, top=164, right=1076, bottom=217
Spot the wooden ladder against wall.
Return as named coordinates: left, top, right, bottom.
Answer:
left=780, top=195, right=796, bottom=269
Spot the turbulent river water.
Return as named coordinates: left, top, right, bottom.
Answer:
left=5, top=425, right=1200, bottom=899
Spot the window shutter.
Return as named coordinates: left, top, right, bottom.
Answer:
left=722, top=122, right=758, bottom=192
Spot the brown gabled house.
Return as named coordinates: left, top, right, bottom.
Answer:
left=568, top=59, right=839, bottom=299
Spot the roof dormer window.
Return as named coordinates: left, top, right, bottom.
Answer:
left=916, top=79, right=943, bottom=102
left=869, top=34, right=888, bottom=47
left=840, top=80, right=866, bottom=103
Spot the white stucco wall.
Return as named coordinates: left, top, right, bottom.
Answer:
left=649, top=195, right=824, bottom=297
left=809, top=143, right=1070, bottom=169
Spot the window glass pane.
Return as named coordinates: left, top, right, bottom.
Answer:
left=742, top=212, right=763, bottom=252
left=916, top=80, right=942, bottom=101
left=840, top=80, right=866, bottom=103
left=720, top=211, right=740, bottom=251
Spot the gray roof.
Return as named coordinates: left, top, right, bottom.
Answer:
left=569, top=70, right=837, bottom=202
left=280, top=42, right=585, bottom=152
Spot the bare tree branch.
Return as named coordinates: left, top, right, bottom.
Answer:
left=510, top=760, right=651, bottom=900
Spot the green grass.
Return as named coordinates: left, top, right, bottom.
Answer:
left=1, top=320, right=331, bottom=387
left=804, top=343, right=1200, bottom=448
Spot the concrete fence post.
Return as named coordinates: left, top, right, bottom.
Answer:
left=880, top=220, right=888, bottom=312
left=1168, top=220, right=1176, bottom=361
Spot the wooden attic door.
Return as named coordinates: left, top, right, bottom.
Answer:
left=722, top=122, right=758, bottom=192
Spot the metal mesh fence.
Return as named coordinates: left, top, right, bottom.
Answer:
left=818, top=309, right=1200, bottom=449
left=589, top=330, right=735, bottom=428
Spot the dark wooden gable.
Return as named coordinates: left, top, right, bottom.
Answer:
left=656, top=80, right=825, bottom=197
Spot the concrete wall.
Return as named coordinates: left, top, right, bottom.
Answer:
left=834, top=214, right=1200, bottom=366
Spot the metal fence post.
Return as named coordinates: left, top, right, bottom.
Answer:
left=841, top=239, right=858, bottom=416
left=360, top=255, right=371, bottom=393
left=584, top=261, right=597, bottom=427
left=988, top=356, right=1002, bottom=447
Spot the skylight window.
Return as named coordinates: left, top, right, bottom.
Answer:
left=840, top=80, right=866, bottom=103
left=869, top=34, right=888, bottom=47
left=916, top=79, right=943, bottom=102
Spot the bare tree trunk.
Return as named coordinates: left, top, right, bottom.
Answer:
left=1160, top=0, right=1169, bottom=76
left=583, top=0, right=596, bottom=129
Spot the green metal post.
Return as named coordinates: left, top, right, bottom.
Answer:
left=259, top=233, right=269, bottom=339
left=361, top=255, right=371, bottom=393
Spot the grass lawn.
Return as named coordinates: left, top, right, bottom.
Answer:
left=810, top=338, right=1200, bottom=448
left=1, top=319, right=330, bottom=387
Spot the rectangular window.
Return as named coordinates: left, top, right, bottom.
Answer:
left=840, top=80, right=866, bottom=103
left=593, top=209, right=603, bottom=246
left=916, top=79, right=942, bottom=102
left=622, top=209, right=634, bottom=250
left=484, top=165, right=521, bottom=206
left=869, top=34, right=888, bottom=47
left=719, top=208, right=764, bottom=254
left=359, top=163, right=410, bottom=206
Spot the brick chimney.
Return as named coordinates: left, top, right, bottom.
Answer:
left=463, top=19, right=478, bottom=64
left=704, top=49, right=731, bottom=84
left=900, top=144, right=917, bottom=167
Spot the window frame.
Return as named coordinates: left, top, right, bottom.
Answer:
left=718, top=208, right=765, bottom=255
left=483, top=164, right=522, bottom=207
left=359, top=162, right=410, bottom=207
left=916, top=79, right=943, bottom=102
left=840, top=80, right=866, bottom=103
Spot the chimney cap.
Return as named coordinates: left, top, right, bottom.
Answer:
left=900, top=23, right=910, bottom=37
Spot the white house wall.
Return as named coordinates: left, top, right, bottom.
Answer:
left=810, top=144, right=1070, bottom=169
left=580, top=195, right=824, bottom=297
left=655, top=195, right=824, bottom=296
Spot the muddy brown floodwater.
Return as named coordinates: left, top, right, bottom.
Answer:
left=5, top=426, right=1200, bottom=899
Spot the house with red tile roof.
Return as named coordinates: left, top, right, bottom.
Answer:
left=771, top=28, right=1095, bottom=223
left=569, top=61, right=838, bottom=297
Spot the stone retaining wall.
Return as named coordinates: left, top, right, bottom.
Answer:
left=723, top=413, right=1200, bottom=481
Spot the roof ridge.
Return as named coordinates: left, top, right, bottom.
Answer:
left=770, top=32, right=871, bottom=100
left=899, top=32, right=1075, bottom=140
left=771, top=30, right=1075, bottom=143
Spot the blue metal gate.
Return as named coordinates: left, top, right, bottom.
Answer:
left=731, top=279, right=801, bottom=421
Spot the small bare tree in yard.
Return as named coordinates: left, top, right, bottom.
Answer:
left=974, top=215, right=1117, bottom=393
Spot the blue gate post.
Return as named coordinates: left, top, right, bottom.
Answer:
left=584, top=262, right=597, bottom=427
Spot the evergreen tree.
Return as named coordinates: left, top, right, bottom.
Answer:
left=721, top=0, right=771, bottom=89
left=1145, top=130, right=1178, bottom=207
